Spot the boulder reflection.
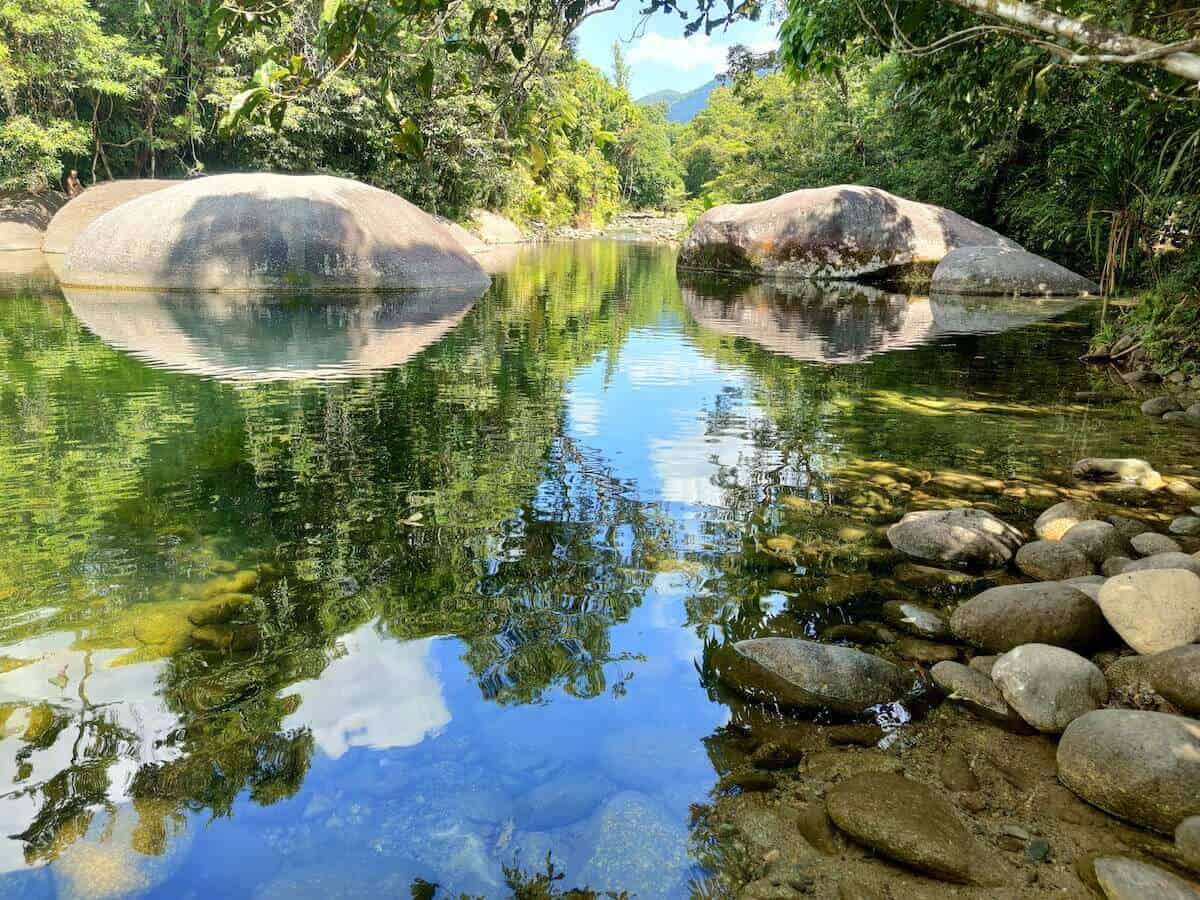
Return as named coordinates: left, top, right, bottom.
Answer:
left=682, top=276, right=1078, bottom=363
left=63, top=285, right=486, bottom=382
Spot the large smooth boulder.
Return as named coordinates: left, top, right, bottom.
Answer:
left=42, top=179, right=177, bottom=254
left=991, top=644, right=1106, bottom=733
left=1035, top=499, right=1101, bottom=541
left=0, top=190, right=65, bottom=251
left=950, top=582, right=1112, bottom=653
left=1061, top=520, right=1129, bottom=566
left=1015, top=539, right=1093, bottom=580
left=61, top=173, right=490, bottom=292
left=930, top=245, right=1098, bottom=296
left=826, top=773, right=1007, bottom=885
left=1093, top=857, right=1200, bottom=900
left=678, top=185, right=1017, bottom=282
left=717, top=638, right=913, bottom=715
left=886, top=508, right=1022, bottom=569
left=1148, top=645, right=1200, bottom=716
left=1097, top=569, right=1200, bottom=654
left=1058, top=709, right=1200, bottom=833
left=1123, top=552, right=1200, bottom=577
left=1072, top=457, right=1164, bottom=490
left=1131, top=532, right=1182, bottom=556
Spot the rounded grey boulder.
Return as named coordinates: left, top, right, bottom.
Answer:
left=1058, top=709, right=1200, bottom=833
left=930, top=245, right=1098, bottom=297
left=991, top=643, right=1106, bottom=733
left=1061, top=520, right=1129, bottom=566
left=1130, top=532, right=1182, bottom=556
left=950, top=581, right=1112, bottom=653
left=1141, top=395, right=1182, bottom=417
left=930, top=660, right=1019, bottom=725
left=1150, top=645, right=1200, bottom=715
left=1097, top=569, right=1200, bottom=654
left=1015, top=539, right=1093, bottom=580
left=1034, top=499, right=1100, bottom=541
left=1123, top=552, right=1200, bottom=577
left=1177, top=817, right=1200, bottom=873
left=886, top=507, right=1022, bottom=569
left=62, top=173, right=490, bottom=293
left=42, top=179, right=177, bottom=254
left=717, top=637, right=914, bottom=715
left=678, top=185, right=1017, bottom=281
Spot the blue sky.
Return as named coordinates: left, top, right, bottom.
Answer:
left=574, top=2, right=780, bottom=99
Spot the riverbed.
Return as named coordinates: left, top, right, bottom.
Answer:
left=0, top=240, right=1195, bottom=897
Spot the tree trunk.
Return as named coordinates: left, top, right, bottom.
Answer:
left=946, top=0, right=1200, bottom=82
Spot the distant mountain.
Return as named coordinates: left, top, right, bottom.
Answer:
left=636, top=79, right=719, bottom=124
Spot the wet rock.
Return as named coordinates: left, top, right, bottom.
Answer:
left=1131, top=532, right=1182, bottom=556
left=1171, top=516, right=1200, bottom=537
left=886, top=508, right=1022, bottom=569
left=940, top=746, right=979, bottom=792
left=796, top=802, right=840, bottom=855
left=824, top=724, right=884, bottom=747
left=881, top=601, right=951, bottom=640
left=1058, top=709, right=1200, bottom=833
left=1177, top=817, right=1200, bottom=873
left=1102, top=556, right=1131, bottom=577
left=514, top=771, right=614, bottom=829
left=719, top=638, right=914, bottom=715
left=1142, top=396, right=1183, bottom=417
left=838, top=885, right=886, bottom=900
left=894, top=636, right=958, bottom=663
left=968, top=655, right=997, bottom=675
left=1061, top=520, right=1129, bottom=566
left=991, top=644, right=1106, bottom=733
left=1097, top=569, right=1200, bottom=654
left=930, top=245, right=1098, bottom=296
left=931, top=661, right=1014, bottom=723
left=1035, top=500, right=1101, bottom=541
left=825, top=772, right=1007, bottom=885
left=576, top=791, right=691, bottom=897
left=1150, top=645, right=1200, bottom=715
left=1123, top=552, right=1200, bottom=577
left=820, top=624, right=881, bottom=645
left=949, top=582, right=1112, bottom=653
left=741, top=864, right=816, bottom=899
left=724, top=770, right=777, bottom=793
left=752, top=742, right=803, bottom=770
left=1093, top=856, right=1200, bottom=900
left=1104, top=654, right=1160, bottom=697
left=1108, top=515, right=1154, bottom=542
left=1015, top=540, right=1093, bottom=580
left=892, top=562, right=995, bottom=595
left=1072, top=458, right=1164, bottom=491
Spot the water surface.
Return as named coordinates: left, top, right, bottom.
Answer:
left=0, top=241, right=1193, bottom=898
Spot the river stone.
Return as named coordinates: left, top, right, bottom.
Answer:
left=1171, top=516, right=1200, bottom=537
left=61, top=173, right=491, bottom=292
left=930, top=660, right=1014, bottom=723
left=468, top=209, right=525, bottom=244
left=1035, top=500, right=1101, bottom=541
left=1142, top=396, right=1183, bottom=417
left=1123, top=552, right=1200, bottom=577
left=825, top=773, right=1007, bottom=885
left=1178, top=817, right=1200, bottom=873
left=1061, top=520, right=1129, bottom=565
left=1, top=190, right=65, bottom=251
left=1016, top=540, right=1093, bottom=580
left=1150, top=645, right=1200, bottom=715
left=576, top=791, right=690, bottom=898
left=1098, top=569, right=1200, bottom=654
left=1131, top=532, right=1182, bottom=556
left=1102, top=556, right=1131, bottom=577
left=949, top=582, right=1112, bottom=653
left=1058, top=709, right=1200, bottom=833
left=718, top=637, right=913, bottom=715
left=1108, top=515, right=1154, bottom=542
left=886, top=508, right=1022, bottom=569
left=1093, top=857, right=1200, bottom=899
left=991, top=644, right=1106, bottom=733
left=894, top=636, right=958, bottom=663
left=42, top=179, right=177, bottom=254
left=930, top=245, right=1098, bottom=296
left=677, top=184, right=1017, bottom=281
left=1072, top=458, right=1165, bottom=491
left=881, top=600, right=951, bottom=640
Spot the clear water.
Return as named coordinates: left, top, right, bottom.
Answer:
left=0, top=241, right=1193, bottom=898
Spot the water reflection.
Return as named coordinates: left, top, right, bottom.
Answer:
left=62, top=286, right=486, bottom=382
left=682, top=276, right=1078, bottom=363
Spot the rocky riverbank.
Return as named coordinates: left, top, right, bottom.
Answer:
left=693, top=454, right=1200, bottom=898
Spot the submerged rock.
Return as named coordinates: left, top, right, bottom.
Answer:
left=718, top=637, right=914, bottom=715
left=991, top=644, right=1106, bottom=733
left=1093, top=856, right=1200, bottom=900
left=886, top=508, right=1022, bottom=569
left=42, top=179, right=176, bottom=254
left=1015, top=539, right=1093, bottom=580
left=1150, top=645, right=1200, bottom=715
left=881, top=600, right=951, bottom=640
left=930, top=660, right=1015, bottom=724
left=1142, top=396, right=1183, bottom=417
left=1058, top=709, right=1200, bottom=833
left=949, top=582, right=1111, bottom=653
left=678, top=185, right=1016, bottom=282
left=62, top=173, right=491, bottom=292
left=826, top=772, right=1007, bottom=885
left=930, top=245, right=1098, bottom=296
left=1072, top=458, right=1164, bottom=491
left=575, top=791, right=691, bottom=898
left=1097, top=569, right=1200, bottom=654
left=1035, top=500, right=1100, bottom=541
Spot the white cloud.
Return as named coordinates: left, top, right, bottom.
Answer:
left=625, top=31, right=780, bottom=75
